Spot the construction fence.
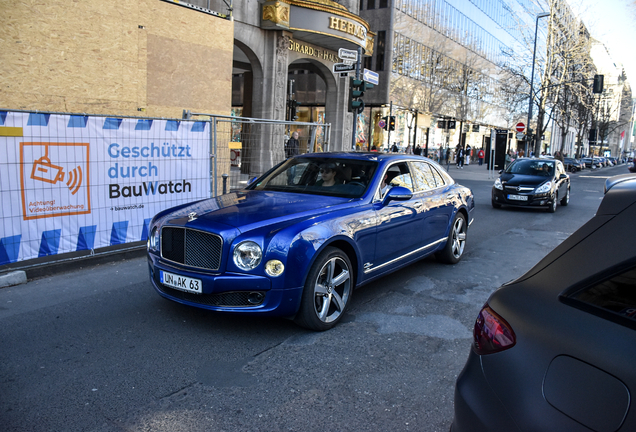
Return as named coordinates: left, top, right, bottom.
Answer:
left=0, top=109, right=329, bottom=266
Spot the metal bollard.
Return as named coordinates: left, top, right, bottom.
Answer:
left=222, top=173, right=228, bottom=194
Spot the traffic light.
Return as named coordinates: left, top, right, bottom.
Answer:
left=381, top=116, right=388, bottom=130
left=348, top=78, right=365, bottom=113
left=389, top=116, right=396, bottom=131
left=348, top=78, right=374, bottom=113
left=593, top=74, right=604, bottom=94
left=288, top=100, right=301, bottom=121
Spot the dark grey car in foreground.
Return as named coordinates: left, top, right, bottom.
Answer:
left=453, top=174, right=636, bottom=432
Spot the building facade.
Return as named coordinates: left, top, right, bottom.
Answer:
left=1, top=0, right=234, bottom=118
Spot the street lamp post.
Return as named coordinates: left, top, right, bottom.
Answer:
left=526, top=12, right=550, bottom=157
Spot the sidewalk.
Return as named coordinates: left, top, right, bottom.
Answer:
left=439, top=160, right=499, bottom=182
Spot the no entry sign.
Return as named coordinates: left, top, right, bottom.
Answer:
left=516, top=122, right=525, bottom=132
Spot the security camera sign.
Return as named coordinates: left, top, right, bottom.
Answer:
left=20, top=142, right=91, bottom=220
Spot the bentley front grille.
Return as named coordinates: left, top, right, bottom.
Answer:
left=161, top=227, right=222, bottom=271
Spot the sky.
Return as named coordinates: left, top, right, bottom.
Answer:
left=575, top=0, right=636, bottom=82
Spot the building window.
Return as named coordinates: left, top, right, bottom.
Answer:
left=364, top=56, right=372, bottom=70
left=368, top=0, right=375, bottom=9
left=376, top=30, right=386, bottom=71
left=359, top=0, right=364, bottom=10
left=379, top=0, right=387, bottom=8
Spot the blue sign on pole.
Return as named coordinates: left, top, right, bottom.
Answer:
left=363, top=68, right=379, bottom=85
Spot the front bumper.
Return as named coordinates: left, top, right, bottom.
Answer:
left=492, top=188, right=552, bottom=208
left=147, top=254, right=303, bottom=317
left=452, top=350, right=521, bottom=432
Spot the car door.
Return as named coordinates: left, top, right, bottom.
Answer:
left=410, top=161, right=453, bottom=248
left=372, top=162, right=423, bottom=268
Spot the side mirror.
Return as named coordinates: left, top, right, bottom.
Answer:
left=383, top=186, right=413, bottom=203
left=247, top=176, right=258, bottom=185
left=559, top=173, right=568, bottom=180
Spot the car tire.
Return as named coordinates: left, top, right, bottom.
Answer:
left=294, top=247, right=353, bottom=331
left=570, top=166, right=577, bottom=173
left=437, top=212, right=467, bottom=264
left=492, top=200, right=502, bottom=209
left=560, top=187, right=570, bottom=206
left=548, top=193, right=557, bottom=213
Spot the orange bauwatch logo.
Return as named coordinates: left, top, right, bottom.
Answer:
left=20, top=142, right=91, bottom=220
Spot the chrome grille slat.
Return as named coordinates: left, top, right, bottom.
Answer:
left=161, top=227, right=222, bottom=271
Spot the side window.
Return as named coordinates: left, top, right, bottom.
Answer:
left=411, top=161, right=436, bottom=191
left=389, top=162, right=414, bottom=191
left=562, top=264, right=636, bottom=330
left=377, top=162, right=414, bottom=200
left=430, top=166, right=446, bottom=187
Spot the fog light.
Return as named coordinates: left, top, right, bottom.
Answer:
left=248, top=292, right=265, bottom=305
left=265, top=260, right=285, bottom=277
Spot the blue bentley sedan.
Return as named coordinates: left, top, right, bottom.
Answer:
left=147, top=152, right=475, bottom=330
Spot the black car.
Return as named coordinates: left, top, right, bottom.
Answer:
left=452, top=174, right=636, bottom=432
left=563, top=157, right=583, bottom=173
left=580, top=157, right=601, bottom=169
left=492, top=158, right=570, bottom=212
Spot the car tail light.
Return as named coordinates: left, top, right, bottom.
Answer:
left=473, top=303, right=516, bottom=355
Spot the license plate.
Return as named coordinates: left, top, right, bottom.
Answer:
left=160, top=270, right=202, bottom=294
left=507, top=194, right=528, bottom=201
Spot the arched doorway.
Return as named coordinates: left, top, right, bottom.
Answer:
left=287, top=59, right=340, bottom=151
left=231, top=41, right=263, bottom=119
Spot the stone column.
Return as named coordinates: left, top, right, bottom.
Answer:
left=248, top=31, right=291, bottom=176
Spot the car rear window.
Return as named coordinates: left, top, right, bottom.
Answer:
left=561, top=264, right=636, bottom=330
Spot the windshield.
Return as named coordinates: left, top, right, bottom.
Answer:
left=247, top=157, right=379, bottom=198
left=506, top=159, right=555, bottom=176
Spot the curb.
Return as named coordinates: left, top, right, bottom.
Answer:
left=0, top=271, right=27, bottom=288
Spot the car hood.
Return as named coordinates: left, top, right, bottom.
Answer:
left=500, top=173, right=551, bottom=186
left=162, top=190, right=356, bottom=231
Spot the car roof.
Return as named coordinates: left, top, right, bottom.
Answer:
left=297, top=151, right=430, bottom=163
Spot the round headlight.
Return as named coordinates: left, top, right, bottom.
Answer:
left=265, top=260, right=285, bottom=277
left=148, top=226, right=159, bottom=251
left=233, top=241, right=262, bottom=271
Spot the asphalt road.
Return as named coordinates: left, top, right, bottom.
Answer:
left=0, top=163, right=627, bottom=432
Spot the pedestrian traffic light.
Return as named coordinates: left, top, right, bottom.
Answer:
left=348, top=78, right=365, bottom=113
left=593, top=74, right=604, bottom=94
left=389, top=116, right=396, bottom=131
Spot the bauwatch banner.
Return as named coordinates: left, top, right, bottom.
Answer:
left=0, top=111, right=210, bottom=265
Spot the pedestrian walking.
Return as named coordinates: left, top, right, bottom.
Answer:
left=465, top=144, right=471, bottom=166
left=505, top=150, right=514, bottom=169
left=477, top=148, right=485, bottom=166
left=456, top=146, right=464, bottom=169
left=285, top=131, right=300, bottom=158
